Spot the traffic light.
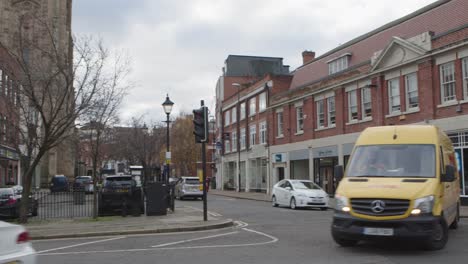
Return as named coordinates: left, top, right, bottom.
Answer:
left=193, top=106, right=208, bottom=143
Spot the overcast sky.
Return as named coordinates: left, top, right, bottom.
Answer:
left=72, top=0, right=436, bottom=125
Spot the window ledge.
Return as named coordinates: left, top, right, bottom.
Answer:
left=259, top=109, right=267, bottom=114
left=294, top=131, right=304, bottom=136
left=276, top=135, right=284, bottom=139
left=404, top=107, right=420, bottom=114
left=437, top=100, right=458, bottom=108
left=315, top=125, right=336, bottom=132
left=460, top=100, right=468, bottom=105
left=346, top=118, right=373, bottom=125
left=345, top=120, right=358, bottom=125
left=385, top=111, right=402, bottom=118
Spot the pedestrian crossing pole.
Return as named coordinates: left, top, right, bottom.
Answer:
left=201, top=100, right=208, bottom=221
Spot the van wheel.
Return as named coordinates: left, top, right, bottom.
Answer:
left=424, top=219, right=448, bottom=250
left=272, top=196, right=278, bottom=207
left=449, top=204, right=460, bottom=230
left=332, top=232, right=358, bottom=247
left=290, top=197, right=297, bottom=210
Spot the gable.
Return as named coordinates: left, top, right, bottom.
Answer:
left=371, top=35, right=429, bottom=72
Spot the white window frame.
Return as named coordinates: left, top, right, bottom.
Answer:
left=224, top=139, right=230, bottom=153
left=296, top=106, right=304, bottom=133
left=328, top=96, right=335, bottom=126
left=4, top=74, right=8, bottom=96
left=0, top=69, right=3, bottom=95
left=231, top=106, right=237, bottom=123
left=277, top=112, right=284, bottom=137
left=224, top=110, right=230, bottom=127
left=440, top=62, right=456, bottom=103
left=259, top=121, right=267, bottom=144
left=462, top=57, right=468, bottom=100
left=361, top=87, right=372, bottom=119
left=405, top=73, right=419, bottom=110
left=249, top=97, right=256, bottom=116
left=240, top=102, right=246, bottom=120
left=249, top=124, right=256, bottom=146
left=316, top=100, right=324, bottom=128
left=328, top=56, right=349, bottom=75
left=259, top=92, right=267, bottom=112
left=348, top=90, right=358, bottom=122
left=240, top=128, right=246, bottom=150
left=388, top=78, right=401, bottom=113
left=231, top=131, right=237, bottom=152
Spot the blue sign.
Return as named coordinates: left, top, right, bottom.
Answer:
left=216, top=141, right=222, bottom=150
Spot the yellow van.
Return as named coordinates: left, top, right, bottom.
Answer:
left=331, top=125, right=460, bottom=250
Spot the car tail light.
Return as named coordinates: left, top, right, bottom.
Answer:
left=6, top=196, right=17, bottom=205
left=17, top=231, right=30, bottom=244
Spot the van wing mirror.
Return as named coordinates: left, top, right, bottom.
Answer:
left=334, top=165, right=344, bottom=182
left=442, top=165, right=456, bottom=182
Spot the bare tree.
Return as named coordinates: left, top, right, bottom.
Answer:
left=2, top=15, right=107, bottom=222
left=171, top=113, right=201, bottom=177
left=78, top=46, right=131, bottom=218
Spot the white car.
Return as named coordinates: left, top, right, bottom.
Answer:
left=271, top=179, right=329, bottom=210
left=0, top=220, right=36, bottom=263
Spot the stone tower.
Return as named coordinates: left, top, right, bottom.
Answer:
left=0, top=0, right=75, bottom=186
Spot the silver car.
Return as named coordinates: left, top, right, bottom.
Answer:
left=175, top=177, right=202, bottom=200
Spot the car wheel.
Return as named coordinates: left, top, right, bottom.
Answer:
left=424, top=219, right=448, bottom=250
left=332, top=232, right=359, bottom=247
left=290, top=197, right=297, bottom=210
left=320, top=207, right=328, bottom=211
left=449, top=204, right=459, bottom=230
left=272, top=195, right=278, bottom=207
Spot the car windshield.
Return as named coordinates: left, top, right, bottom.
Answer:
left=104, top=177, right=134, bottom=187
left=185, top=179, right=200, bottom=185
left=76, top=177, right=91, bottom=183
left=346, top=144, right=436, bottom=178
left=291, top=181, right=321, bottom=190
left=0, top=188, right=14, bottom=198
left=55, top=177, right=67, bottom=183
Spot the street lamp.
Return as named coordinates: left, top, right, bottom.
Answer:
left=142, top=123, right=148, bottom=185
left=232, top=83, right=241, bottom=192
left=162, top=94, right=174, bottom=183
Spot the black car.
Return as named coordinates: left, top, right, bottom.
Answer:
left=50, top=175, right=69, bottom=193
left=98, top=175, right=144, bottom=216
left=0, top=187, right=38, bottom=219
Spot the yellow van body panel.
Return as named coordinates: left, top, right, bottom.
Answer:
left=354, top=125, right=439, bottom=146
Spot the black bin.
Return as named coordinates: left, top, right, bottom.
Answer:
left=145, top=182, right=168, bottom=216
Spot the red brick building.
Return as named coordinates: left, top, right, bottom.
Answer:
left=268, top=0, right=468, bottom=200
left=0, top=43, right=20, bottom=186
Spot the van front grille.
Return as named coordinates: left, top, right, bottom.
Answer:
left=350, top=198, right=410, bottom=216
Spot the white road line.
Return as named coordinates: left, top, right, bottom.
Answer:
left=151, top=231, right=238, bottom=248
left=38, top=227, right=279, bottom=256
left=234, top=221, right=249, bottom=228
left=184, top=205, right=223, bottom=217
left=36, top=236, right=126, bottom=254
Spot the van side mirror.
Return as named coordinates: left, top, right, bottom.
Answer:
left=334, top=165, right=344, bottom=182
left=442, top=165, right=456, bottom=182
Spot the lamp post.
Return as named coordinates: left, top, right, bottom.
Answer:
left=162, top=94, right=174, bottom=183
left=232, top=83, right=241, bottom=192
left=142, top=123, right=148, bottom=185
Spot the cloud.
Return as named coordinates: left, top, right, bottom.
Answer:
left=73, top=0, right=437, bottom=124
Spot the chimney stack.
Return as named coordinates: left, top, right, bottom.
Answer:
left=302, top=50, right=315, bottom=65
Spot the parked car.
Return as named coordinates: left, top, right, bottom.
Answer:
left=175, top=176, right=203, bottom=200
left=0, top=187, right=38, bottom=219
left=0, top=220, right=36, bottom=263
left=271, top=179, right=329, bottom=210
left=49, top=175, right=69, bottom=193
left=74, top=176, right=94, bottom=194
left=98, top=175, right=144, bottom=216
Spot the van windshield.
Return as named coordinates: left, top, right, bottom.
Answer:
left=346, top=144, right=436, bottom=178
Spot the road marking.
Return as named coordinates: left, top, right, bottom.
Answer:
left=151, top=231, right=238, bottom=248
left=38, top=228, right=279, bottom=256
left=234, top=221, right=249, bottom=228
left=184, top=205, right=223, bottom=217
left=36, top=236, right=126, bottom=254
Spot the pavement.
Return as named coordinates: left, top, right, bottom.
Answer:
left=25, top=205, right=233, bottom=240
left=209, top=189, right=468, bottom=218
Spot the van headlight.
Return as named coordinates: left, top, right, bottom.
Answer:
left=411, top=195, right=434, bottom=215
left=335, top=194, right=350, bottom=212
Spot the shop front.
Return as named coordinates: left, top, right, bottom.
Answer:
left=448, top=131, right=468, bottom=204
left=312, top=146, right=338, bottom=195
left=289, top=149, right=309, bottom=180
left=0, top=145, right=20, bottom=186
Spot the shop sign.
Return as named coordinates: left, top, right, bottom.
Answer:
left=0, top=146, right=19, bottom=160
left=273, top=153, right=286, bottom=163
left=313, top=146, right=338, bottom=158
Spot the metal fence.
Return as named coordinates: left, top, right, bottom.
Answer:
left=31, top=188, right=95, bottom=220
